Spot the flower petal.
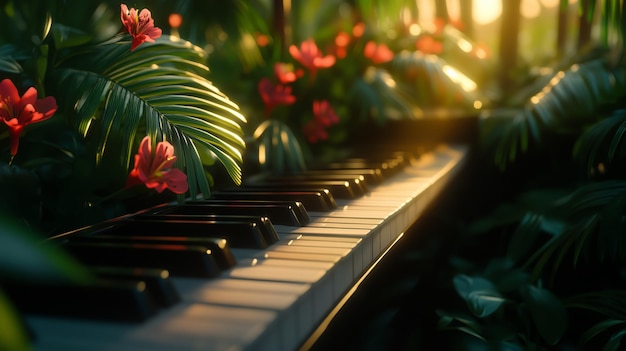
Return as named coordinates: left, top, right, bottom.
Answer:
left=161, top=168, right=189, bottom=194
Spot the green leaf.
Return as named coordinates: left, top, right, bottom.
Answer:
left=522, top=285, right=567, bottom=345
left=436, top=310, right=480, bottom=329
left=604, top=329, right=626, bottom=351
left=453, top=275, right=506, bottom=318
left=50, top=35, right=247, bottom=193
left=482, top=58, right=626, bottom=170
left=252, top=120, right=307, bottom=173
left=566, top=290, right=626, bottom=321
left=0, top=289, right=31, bottom=351
left=506, top=213, right=543, bottom=263
left=51, top=23, right=93, bottom=49
left=0, top=216, right=91, bottom=284
left=0, top=58, right=22, bottom=74
left=581, top=319, right=626, bottom=346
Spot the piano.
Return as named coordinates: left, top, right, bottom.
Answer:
left=9, top=138, right=470, bottom=351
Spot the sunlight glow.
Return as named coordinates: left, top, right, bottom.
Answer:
left=417, top=0, right=435, bottom=25
left=540, top=0, right=559, bottom=7
left=401, top=7, right=413, bottom=27
left=442, top=65, right=477, bottom=92
left=258, top=144, right=266, bottom=165
left=521, top=0, right=541, bottom=19
left=409, top=24, right=422, bottom=36
left=457, top=38, right=473, bottom=53
left=473, top=0, right=502, bottom=25
left=446, top=0, right=460, bottom=21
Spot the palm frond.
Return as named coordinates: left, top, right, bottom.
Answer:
left=49, top=35, right=247, bottom=197
left=0, top=45, right=25, bottom=74
left=523, top=181, right=626, bottom=282
left=482, top=58, right=626, bottom=170
left=574, top=109, right=626, bottom=177
left=567, top=290, right=626, bottom=322
left=349, top=66, right=417, bottom=123
left=392, top=51, right=482, bottom=110
left=252, top=119, right=306, bottom=174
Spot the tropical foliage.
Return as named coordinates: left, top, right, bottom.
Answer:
left=14, top=0, right=626, bottom=350
left=434, top=1, right=626, bottom=350
left=0, top=1, right=250, bottom=347
left=203, top=0, right=487, bottom=173
left=0, top=0, right=247, bottom=233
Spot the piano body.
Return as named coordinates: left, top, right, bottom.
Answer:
left=10, top=118, right=476, bottom=351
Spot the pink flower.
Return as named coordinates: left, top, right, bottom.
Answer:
left=120, top=4, right=162, bottom=51
left=274, top=63, right=302, bottom=84
left=258, top=78, right=296, bottom=117
left=363, top=41, right=394, bottom=64
left=0, top=79, right=57, bottom=157
left=416, top=35, right=443, bottom=54
left=289, top=39, right=336, bottom=80
left=126, top=136, right=188, bottom=194
left=312, top=100, right=339, bottom=127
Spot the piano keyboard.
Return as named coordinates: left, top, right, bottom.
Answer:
left=18, top=144, right=468, bottom=351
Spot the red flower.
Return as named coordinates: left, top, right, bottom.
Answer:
left=255, top=32, right=270, bottom=47
left=0, top=79, right=57, bottom=157
left=168, top=13, right=183, bottom=29
left=363, top=41, right=394, bottom=64
left=416, top=35, right=443, bottom=55
left=303, top=100, right=339, bottom=144
left=120, top=4, right=162, bottom=51
left=126, top=136, right=188, bottom=194
left=274, top=63, right=302, bottom=84
left=302, top=120, right=328, bottom=144
left=434, top=17, right=446, bottom=36
left=312, top=100, right=339, bottom=127
left=352, top=22, right=366, bottom=38
left=258, top=78, right=296, bottom=117
left=289, top=39, right=336, bottom=80
left=333, top=32, right=351, bottom=59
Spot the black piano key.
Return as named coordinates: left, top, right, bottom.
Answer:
left=91, top=266, right=180, bottom=307
left=243, top=180, right=361, bottom=199
left=155, top=201, right=310, bottom=226
left=262, top=174, right=370, bottom=195
left=296, top=168, right=385, bottom=185
left=132, top=214, right=280, bottom=247
left=208, top=190, right=336, bottom=212
left=63, top=242, right=222, bottom=278
left=91, top=219, right=269, bottom=249
left=319, top=155, right=408, bottom=178
left=69, top=234, right=236, bottom=271
left=5, top=279, right=159, bottom=322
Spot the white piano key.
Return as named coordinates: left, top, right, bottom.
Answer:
left=172, top=278, right=310, bottom=349
left=29, top=303, right=280, bottom=351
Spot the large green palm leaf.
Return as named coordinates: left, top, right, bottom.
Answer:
left=482, top=58, right=626, bottom=170
left=521, top=181, right=626, bottom=283
left=574, top=109, right=626, bottom=177
left=49, top=35, right=246, bottom=197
